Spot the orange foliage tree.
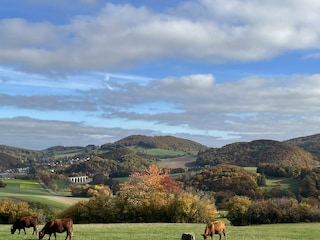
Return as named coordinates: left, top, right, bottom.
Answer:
left=60, top=165, right=217, bottom=223
left=118, top=165, right=216, bottom=222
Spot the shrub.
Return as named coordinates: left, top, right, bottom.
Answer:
left=0, top=200, right=37, bottom=223
left=226, top=196, right=251, bottom=226
left=227, top=197, right=320, bottom=225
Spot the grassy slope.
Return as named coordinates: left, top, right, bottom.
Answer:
left=1, top=222, right=319, bottom=240
left=244, top=167, right=300, bottom=192
left=0, top=179, right=85, bottom=209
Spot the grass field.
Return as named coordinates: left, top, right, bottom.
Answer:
left=1, top=222, right=320, bottom=240
left=0, top=179, right=87, bottom=209
left=1, top=179, right=320, bottom=239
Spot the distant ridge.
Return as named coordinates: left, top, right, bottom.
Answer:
left=101, top=135, right=208, bottom=154
left=285, top=133, right=320, bottom=160
left=0, top=144, right=44, bottom=166
left=196, top=139, right=319, bottom=167
left=3, top=133, right=320, bottom=171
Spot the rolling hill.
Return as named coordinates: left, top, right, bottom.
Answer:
left=285, top=133, right=320, bottom=160
left=100, top=135, right=208, bottom=154
left=3, top=134, right=320, bottom=172
left=196, top=139, right=319, bottom=168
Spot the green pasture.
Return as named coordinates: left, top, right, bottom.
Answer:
left=1, top=222, right=320, bottom=240
left=130, top=146, right=188, bottom=157
left=0, top=179, right=50, bottom=197
left=0, top=179, right=73, bottom=209
left=243, top=167, right=299, bottom=191
left=243, top=166, right=258, bottom=174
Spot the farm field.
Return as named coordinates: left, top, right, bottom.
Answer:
left=0, top=179, right=87, bottom=209
left=1, top=222, right=320, bottom=240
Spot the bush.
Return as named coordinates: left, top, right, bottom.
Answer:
left=226, top=196, right=251, bottom=226
left=59, top=166, right=217, bottom=223
left=226, top=197, right=320, bottom=225
left=0, top=200, right=37, bottom=224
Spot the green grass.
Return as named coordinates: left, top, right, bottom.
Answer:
left=243, top=167, right=300, bottom=192
left=0, top=179, right=81, bottom=209
left=0, top=179, right=50, bottom=197
left=243, top=166, right=258, bottom=174
left=129, top=146, right=187, bottom=157
left=1, top=222, right=320, bottom=240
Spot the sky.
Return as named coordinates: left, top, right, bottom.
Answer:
left=1, top=0, right=320, bottom=150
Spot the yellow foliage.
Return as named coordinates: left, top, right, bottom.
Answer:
left=119, top=165, right=179, bottom=207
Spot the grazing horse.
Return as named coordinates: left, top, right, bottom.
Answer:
left=201, top=221, right=227, bottom=240
left=39, top=218, right=73, bottom=240
left=11, top=216, right=38, bottom=235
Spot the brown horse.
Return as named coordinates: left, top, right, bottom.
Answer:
left=11, top=216, right=38, bottom=235
left=201, top=221, right=227, bottom=240
left=39, top=218, right=73, bottom=240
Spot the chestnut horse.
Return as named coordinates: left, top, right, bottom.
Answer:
left=201, top=221, right=227, bottom=240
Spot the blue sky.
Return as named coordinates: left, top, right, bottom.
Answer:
left=1, top=0, right=320, bottom=150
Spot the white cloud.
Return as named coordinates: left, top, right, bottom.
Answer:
left=1, top=1, right=320, bottom=74
left=2, top=1, right=320, bottom=149
left=2, top=74, right=320, bottom=149
left=161, top=74, right=215, bottom=90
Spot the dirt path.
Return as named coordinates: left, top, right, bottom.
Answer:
left=40, top=196, right=88, bottom=206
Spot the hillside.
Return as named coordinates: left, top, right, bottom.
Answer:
left=0, top=145, right=44, bottom=162
left=196, top=139, right=319, bottom=167
left=0, top=152, right=22, bottom=171
left=285, top=133, right=320, bottom=160
left=3, top=134, right=320, bottom=173
left=185, top=164, right=263, bottom=198
left=100, top=135, right=208, bottom=154
left=0, top=145, right=45, bottom=171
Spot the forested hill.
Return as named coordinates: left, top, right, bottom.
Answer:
left=0, top=152, right=24, bottom=171
left=285, top=133, right=320, bottom=160
left=0, top=145, right=44, bottom=166
left=101, top=135, right=208, bottom=154
left=196, top=139, right=319, bottom=167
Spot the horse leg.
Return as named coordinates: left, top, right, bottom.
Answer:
left=65, top=231, right=71, bottom=240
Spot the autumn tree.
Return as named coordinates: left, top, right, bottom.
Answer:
left=0, top=200, right=37, bottom=223
left=61, top=165, right=217, bottom=223
left=118, top=165, right=181, bottom=222
left=226, top=196, right=251, bottom=226
left=117, top=165, right=216, bottom=222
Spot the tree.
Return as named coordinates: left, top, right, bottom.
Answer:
left=118, top=165, right=181, bottom=222
left=0, top=200, right=37, bottom=223
left=60, top=165, right=218, bottom=223
left=226, top=196, right=251, bottom=226
left=171, top=192, right=217, bottom=223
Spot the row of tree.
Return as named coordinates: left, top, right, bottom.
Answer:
left=0, top=200, right=55, bottom=224
left=227, top=196, right=320, bottom=225
left=58, top=165, right=217, bottom=223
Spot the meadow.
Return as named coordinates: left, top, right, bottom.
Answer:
left=1, top=177, right=319, bottom=239
left=1, top=222, right=320, bottom=240
left=0, top=179, right=86, bottom=209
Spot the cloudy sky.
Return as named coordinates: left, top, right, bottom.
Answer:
left=1, top=0, right=320, bottom=150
